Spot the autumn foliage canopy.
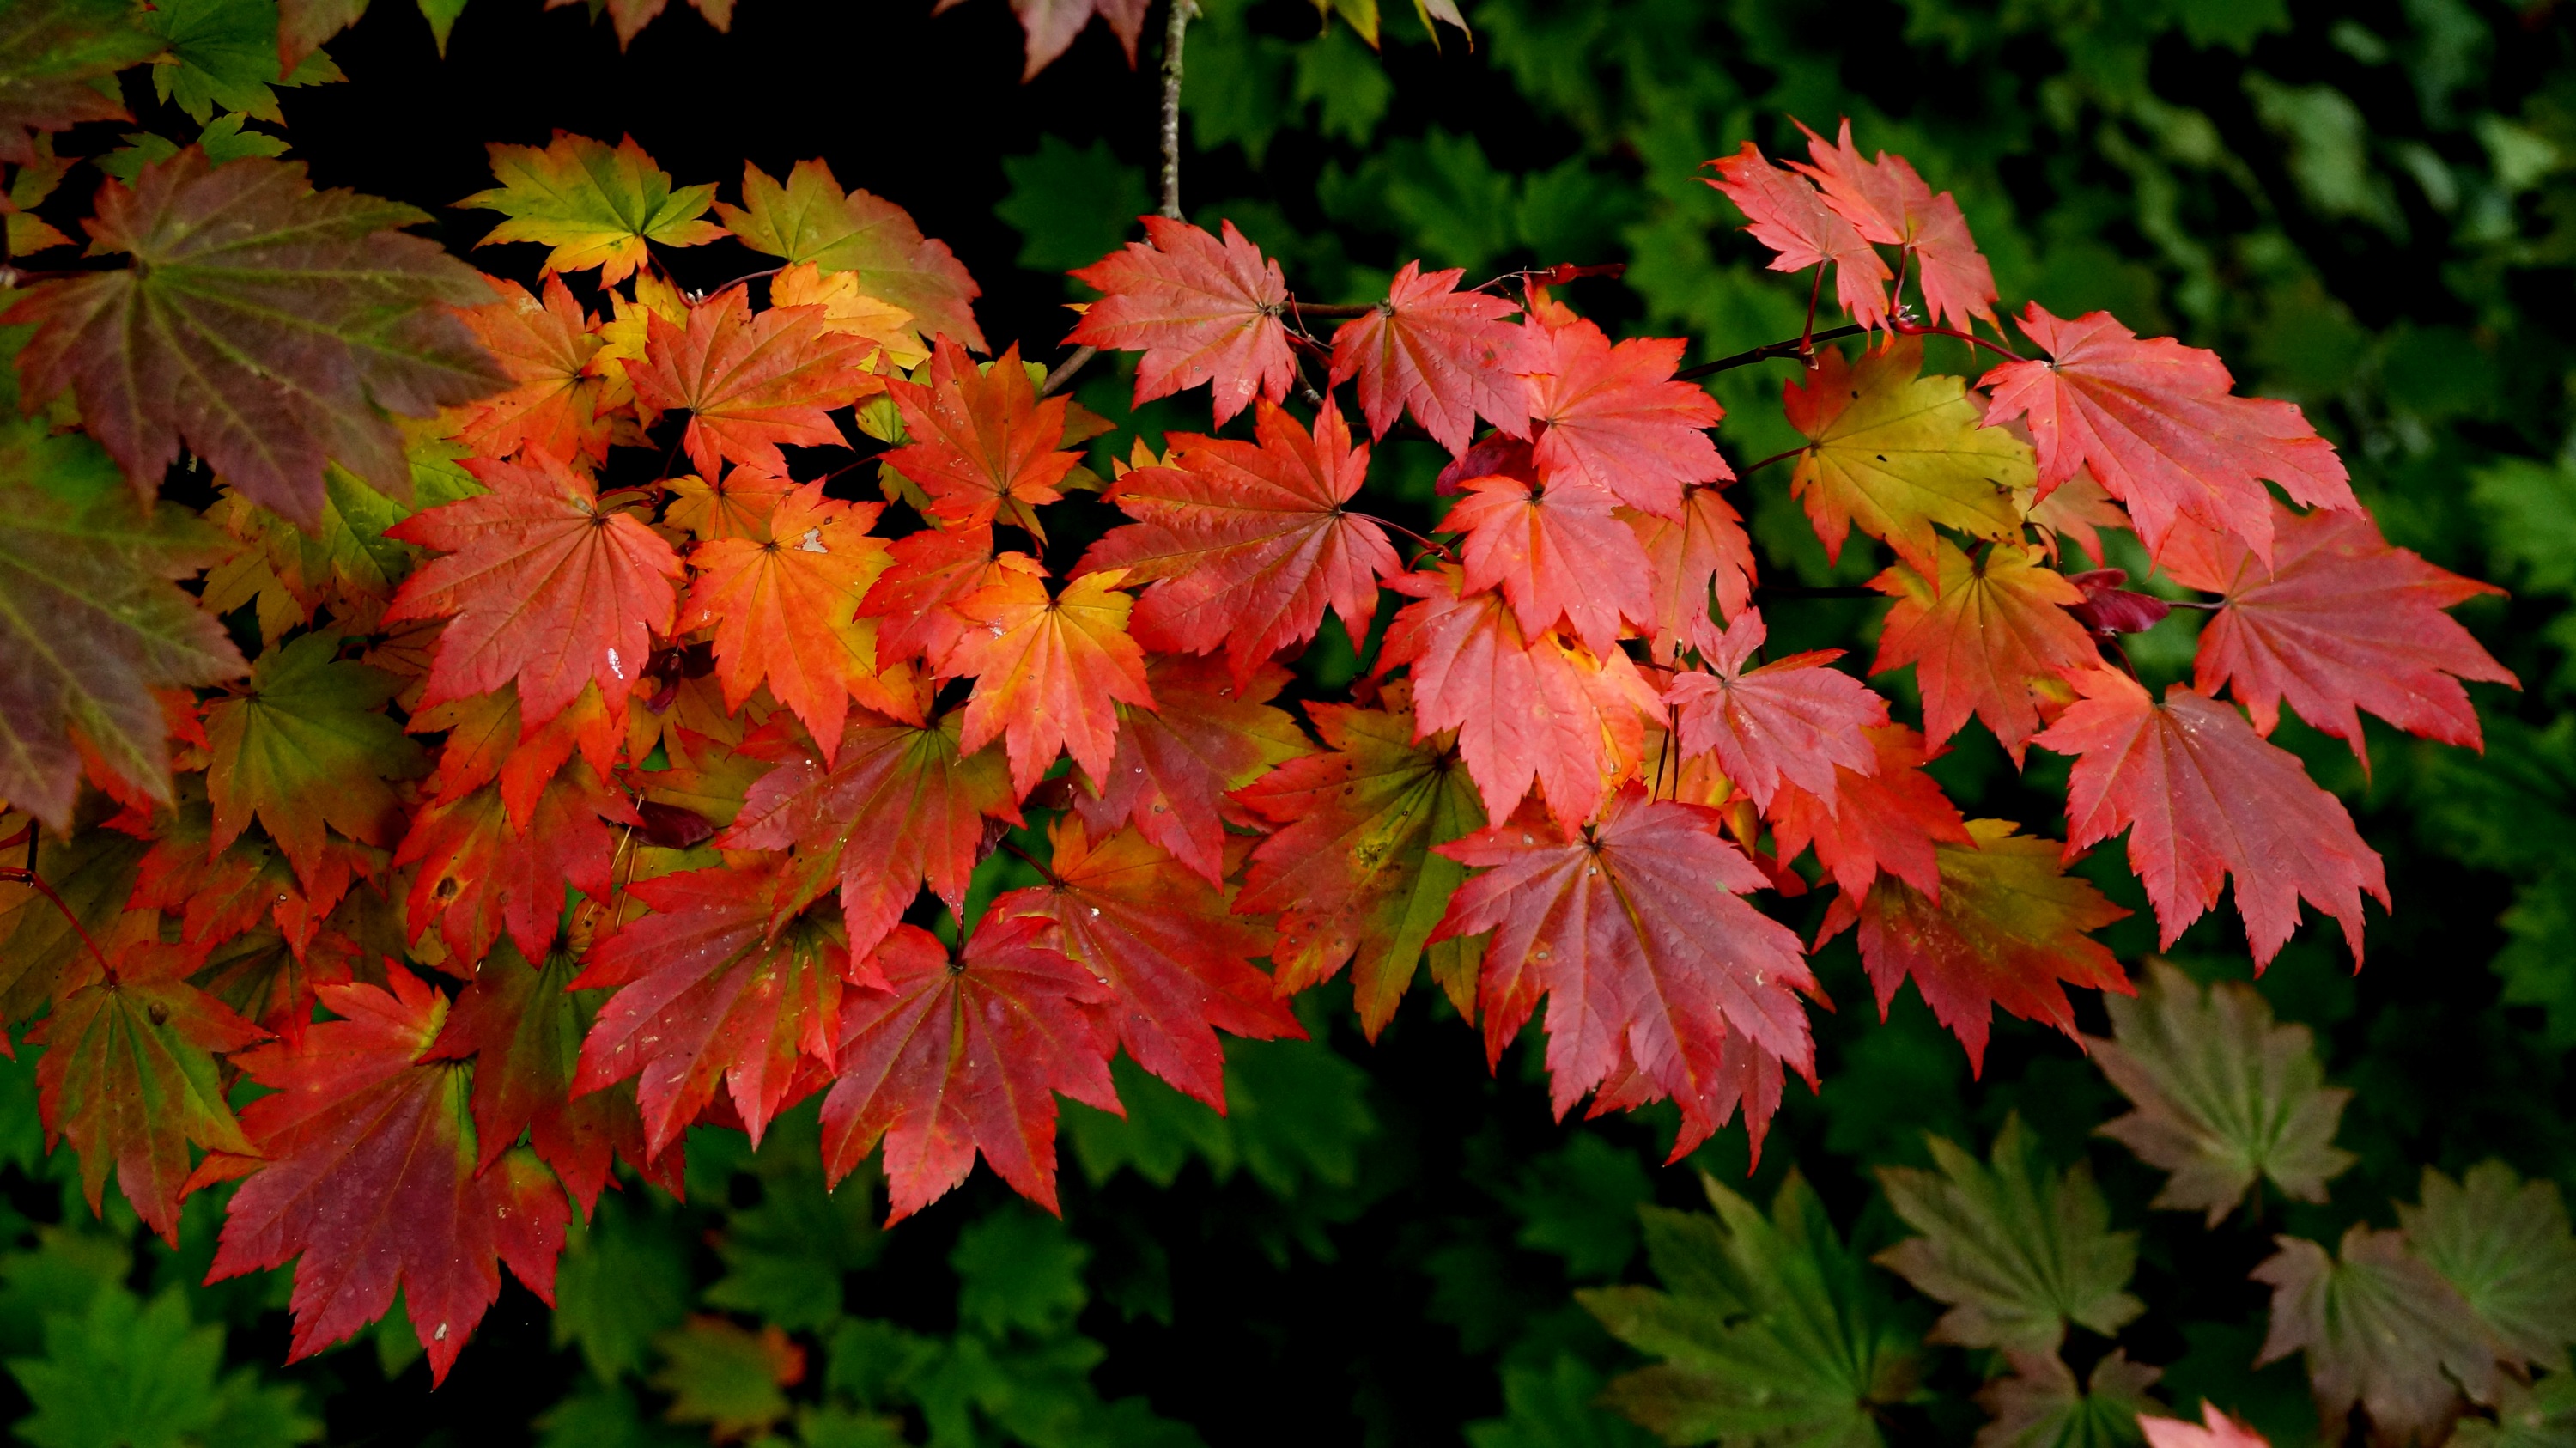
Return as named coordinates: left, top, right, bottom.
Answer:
left=0, top=2, right=2517, bottom=1387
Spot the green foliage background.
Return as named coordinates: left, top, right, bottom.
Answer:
left=7, top=0, right=2576, bottom=1443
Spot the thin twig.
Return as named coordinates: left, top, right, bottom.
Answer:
left=1890, top=318, right=2027, bottom=363
left=1290, top=300, right=1377, bottom=320
left=1676, top=324, right=1869, bottom=380
left=1157, top=0, right=1198, bottom=221
left=1041, top=345, right=1097, bottom=397
left=694, top=265, right=784, bottom=301
left=1738, top=446, right=1806, bottom=476
left=1753, top=584, right=1882, bottom=599
left=1356, top=513, right=1456, bottom=564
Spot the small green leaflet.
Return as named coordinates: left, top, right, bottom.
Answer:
left=7, top=1287, right=318, bottom=1448
left=2088, top=961, right=2354, bottom=1225
left=1579, top=1174, right=1922, bottom=1448
left=1874, top=1116, right=2143, bottom=1356
left=2398, top=1160, right=2576, bottom=1372
left=1975, top=1351, right=2160, bottom=1448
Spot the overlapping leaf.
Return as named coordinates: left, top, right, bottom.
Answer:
left=1791, top=119, right=1997, bottom=329
left=1328, top=261, right=1534, bottom=453
left=1447, top=471, right=1656, bottom=657
left=1874, top=1117, right=2142, bottom=1355
left=943, top=567, right=1156, bottom=798
left=459, top=131, right=724, bottom=283
left=2087, top=961, right=2355, bottom=1224
left=1070, top=216, right=1297, bottom=427
left=1433, top=786, right=1815, bottom=1157
left=1825, top=819, right=2129, bottom=1070
left=1981, top=304, right=2356, bottom=562
left=822, top=916, right=1119, bottom=1220
left=1072, top=654, right=1312, bottom=885
left=386, top=448, right=684, bottom=729
left=8, top=149, right=503, bottom=526
left=0, top=423, right=245, bottom=830
left=717, top=159, right=984, bottom=350
left=1625, top=484, right=1756, bottom=665
left=1233, top=687, right=1486, bottom=1037
left=203, top=633, right=419, bottom=892
left=1872, top=539, right=2099, bottom=760
left=1703, top=142, right=1890, bottom=329
left=451, top=273, right=617, bottom=466
left=1523, top=319, right=1728, bottom=519
left=628, top=287, right=877, bottom=479
left=1668, top=608, right=1886, bottom=812
left=997, top=816, right=1298, bottom=1109
left=1382, top=566, right=1663, bottom=829
left=1081, top=400, right=1399, bottom=682
left=683, top=481, right=897, bottom=752
left=206, top=966, right=571, bottom=1384
left=574, top=860, right=851, bottom=1155
left=1783, top=338, right=2032, bottom=575
left=722, top=708, right=1018, bottom=963
left=2034, top=667, right=2387, bottom=965
left=2253, top=1226, right=2501, bottom=1444
left=2160, top=502, right=2515, bottom=763
left=33, top=941, right=267, bottom=1244
left=882, top=339, right=1079, bottom=537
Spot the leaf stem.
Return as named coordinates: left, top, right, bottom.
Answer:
left=1355, top=513, right=1456, bottom=565
left=1889, top=317, right=2027, bottom=363
left=1040, top=345, right=1097, bottom=397
left=1739, top=446, right=1807, bottom=476
left=1676, top=324, right=1869, bottom=380
left=0, top=826, right=114, bottom=983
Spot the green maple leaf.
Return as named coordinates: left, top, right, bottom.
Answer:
left=1974, top=1351, right=2160, bottom=1448
left=0, top=0, right=160, bottom=164
left=139, top=0, right=343, bottom=125
left=1874, top=1117, right=2143, bottom=1356
left=7, top=149, right=505, bottom=527
left=459, top=131, right=725, bottom=284
left=7, top=1287, right=318, bottom=1448
left=2451, top=1375, right=2576, bottom=1448
left=2399, top=1160, right=2576, bottom=1372
left=2253, top=1225, right=2502, bottom=1444
left=0, top=417, right=245, bottom=832
left=552, top=1196, right=692, bottom=1384
left=651, top=1317, right=804, bottom=1443
left=954, top=1207, right=1090, bottom=1340
left=2087, top=960, right=2354, bottom=1226
left=1579, top=1174, right=1923, bottom=1448
left=715, top=158, right=986, bottom=350
left=702, top=1113, right=883, bottom=1332
left=204, top=631, right=422, bottom=892
left=1467, top=1355, right=1662, bottom=1448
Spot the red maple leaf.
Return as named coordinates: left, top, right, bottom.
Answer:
left=1068, top=216, right=1296, bottom=427
left=2032, top=666, right=2389, bottom=965
left=1702, top=142, right=1890, bottom=330
left=860, top=522, right=1011, bottom=675
left=1431, top=785, right=1817, bottom=1159
left=452, top=272, right=615, bottom=467
left=1767, top=723, right=1972, bottom=898
left=943, top=567, right=1157, bottom=798
left=1869, top=539, right=2101, bottom=761
left=1666, top=609, right=1887, bottom=812
left=882, top=339, right=1080, bottom=538
left=1625, top=484, right=1756, bottom=665
left=1381, top=566, right=1664, bottom=829
left=996, top=816, right=1298, bottom=1108
left=684, top=481, right=899, bottom=754
left=627, top=286, right=874, bottom=478
left=2159, top=502, right=2515, bottom=764
left=386, top=448, right=684, bottom=730
left=1070, top=654, right=1313, bottom=885
left=205, top=965, right=570, bottom=1384
left=574, top=859, right=849, bottom=1155
left=1230, top=685, right=1488, bottom=1037
left=723, top=709, right=1019, bottom=963
left=821, top=916, right=1119, bottom=1220
left=1080, top=400, right=1400, bottom=684
left=428, top=940, right=646, bottom=1214
left=33, top=940, right=268, bottom=1244
left=395, top=763, right=633, bottom=967
left=1816, top=818, right=2130, bottom=1072
left=1980, top=305, right=2356, bottom=563
left=980, top=0, right=1152, bottom=78
left=1523, top=319, right=1728, bottom=520
left=1447, top=472, right=1656, bottom=658
left=1327, top=261, right=1536, bottom=453
left=1789, top=119, right=1997, bottom=329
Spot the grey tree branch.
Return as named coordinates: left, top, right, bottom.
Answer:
left=1158, top=0, right=1197, bottom=221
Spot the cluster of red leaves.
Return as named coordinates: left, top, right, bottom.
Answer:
left=0, top=119, right=2513, bottom=1380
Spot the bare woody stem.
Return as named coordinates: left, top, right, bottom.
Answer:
left=1676, top=323, right=1869, bottom=380
left=1159, top=0, right=1197, bottom=222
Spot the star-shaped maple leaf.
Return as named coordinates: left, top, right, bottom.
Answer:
left=882, top=339, right=1080, bottom=538
left=1069, top=216, right=1296, bottom=427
